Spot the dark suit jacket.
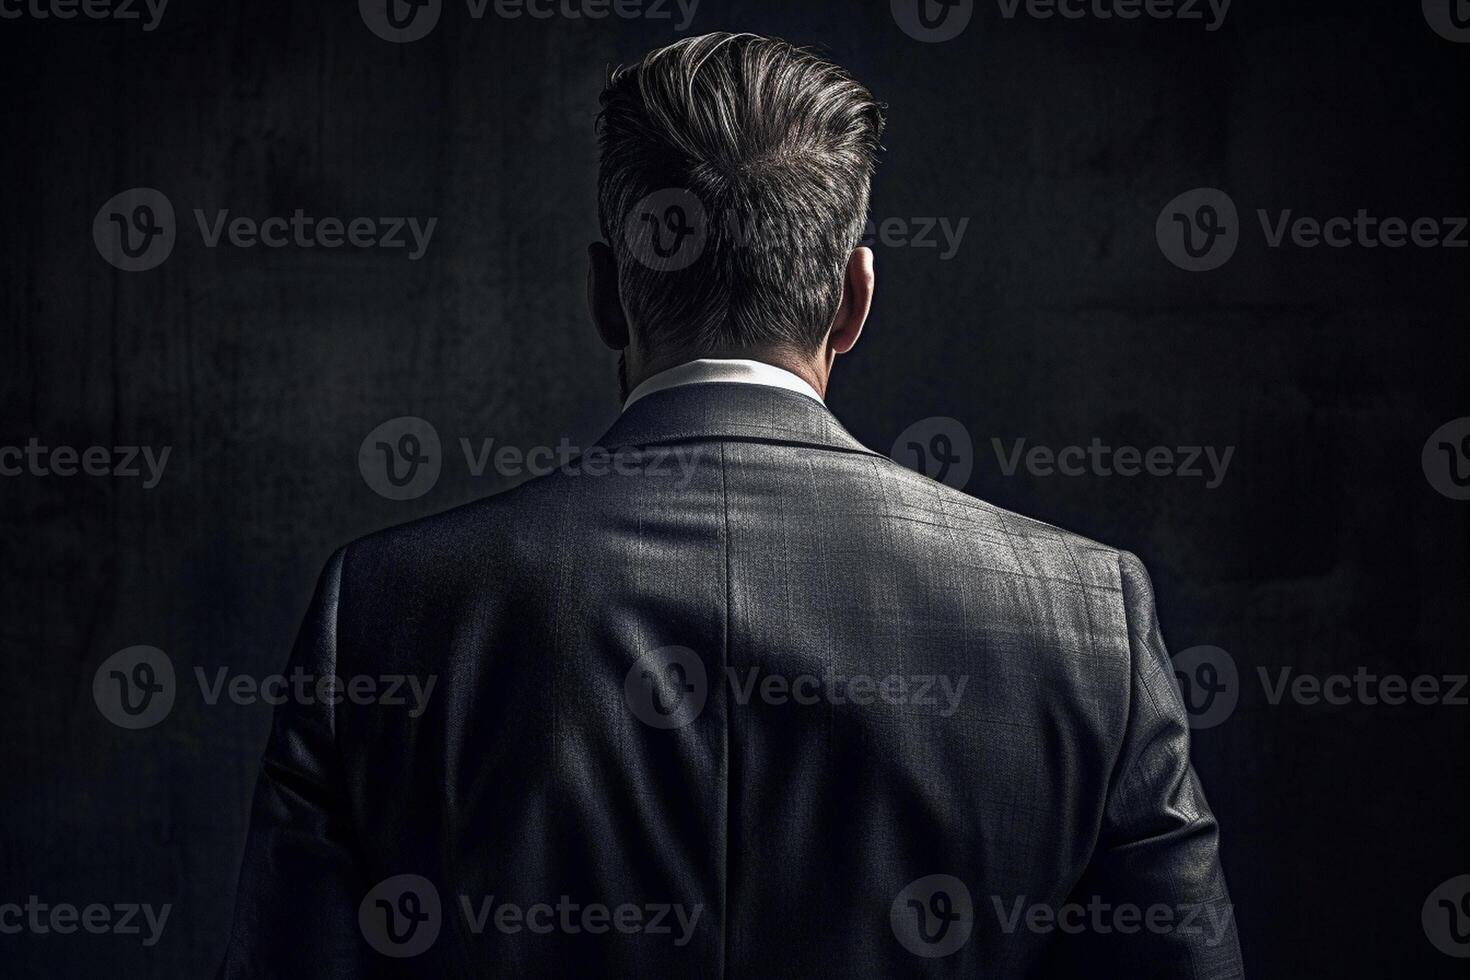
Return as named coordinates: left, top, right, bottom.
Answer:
left=218, top=382, right=1242, bottom=978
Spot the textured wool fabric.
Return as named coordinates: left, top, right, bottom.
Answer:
left=217, top=383, right=1241, bottom=978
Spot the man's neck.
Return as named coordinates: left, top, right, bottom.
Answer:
left=629, top=347, right=828, bottom=400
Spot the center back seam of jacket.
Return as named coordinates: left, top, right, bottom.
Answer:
left=717, top=439, right=732, bottom=980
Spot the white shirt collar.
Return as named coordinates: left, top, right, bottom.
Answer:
left=622, top=358, right=824, bottom=412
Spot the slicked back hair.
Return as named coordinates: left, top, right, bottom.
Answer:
left=598, top=33, right=884, bottom=357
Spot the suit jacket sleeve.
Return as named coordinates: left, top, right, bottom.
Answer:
left=216, top=548, right=373, bottom=979
left=1054, top=551, right=1245, bottom=977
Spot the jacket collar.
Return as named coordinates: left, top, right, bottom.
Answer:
left=595, top=382, right=881, bottom=458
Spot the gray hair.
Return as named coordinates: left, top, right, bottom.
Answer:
left=598, top=33, right=884, bottom=356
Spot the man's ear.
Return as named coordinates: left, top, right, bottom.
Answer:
left=828, top=246, right=875, bottom=355
left=587, top=241, right=629, bottom=351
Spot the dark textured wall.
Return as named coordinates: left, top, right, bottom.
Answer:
left=2, top=1, right=1467, bottom=977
